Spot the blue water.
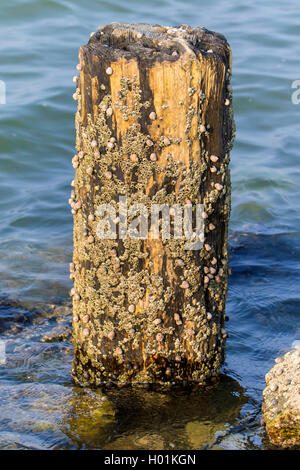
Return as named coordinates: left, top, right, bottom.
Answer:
left=0, top=0, right=299, bottom=449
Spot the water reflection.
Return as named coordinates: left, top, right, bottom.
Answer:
left=60, top=375, right=248, bottom=450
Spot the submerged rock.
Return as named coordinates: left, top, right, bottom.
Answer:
left=0, top=297, right=35, bottom=334
left=41, top=325, right=72, bottom=343
left=262, top=348, right=300, bottom=448
left=0, top=383, right=115, bottom=449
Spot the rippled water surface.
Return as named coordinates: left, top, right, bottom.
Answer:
left=0, top=0, right=299, bottom=450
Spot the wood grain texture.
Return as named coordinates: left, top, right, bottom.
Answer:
left=71, top=23, right=234, bottom=387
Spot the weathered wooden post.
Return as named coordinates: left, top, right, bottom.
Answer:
left=70, top=23, right=234, bottom=387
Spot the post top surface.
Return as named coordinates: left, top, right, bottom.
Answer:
left=85, top=22, right=230, bottom=64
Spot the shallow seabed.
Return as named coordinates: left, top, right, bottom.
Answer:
left=0, top=0, right=299, bottom=449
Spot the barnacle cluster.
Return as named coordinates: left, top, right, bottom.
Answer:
left=70, top=23, right=234, bottom=387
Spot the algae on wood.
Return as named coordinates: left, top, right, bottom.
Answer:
left=70, top=23, right=234, bottom=387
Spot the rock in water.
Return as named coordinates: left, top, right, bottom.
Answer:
left=262, top=348, right=300, bottom=448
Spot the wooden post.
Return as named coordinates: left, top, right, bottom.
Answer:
left=70, top=23, right=234, bottom=387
